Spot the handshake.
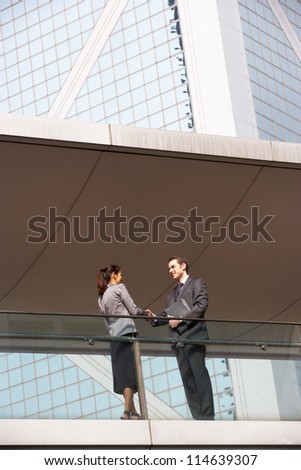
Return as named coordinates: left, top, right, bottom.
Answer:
left=144, top=309, right=156, bottom=323
left=144, top=309, right=171, bottom=327
left=144, top=309, right=184, bottom=330
left=145, top=309, right=156, bottom=318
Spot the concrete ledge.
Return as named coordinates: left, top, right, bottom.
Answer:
left=1, top=420, right=300, bottom=447
left=150, top=420, right=301, bottom=446
left=0, top=419, right=151, bottom=447
left=110, top=124, right=273, bottom=161
left=2, top=113, right=301, bottom=166
left=0, top=113, right=111, bottom=147
left=271, top=140, right=301, bottom=164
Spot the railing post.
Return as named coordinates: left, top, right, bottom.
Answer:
left=132, top=338, right=148, bottom=420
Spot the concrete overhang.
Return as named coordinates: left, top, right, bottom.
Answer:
left=1, top=113, right=301, bottom=343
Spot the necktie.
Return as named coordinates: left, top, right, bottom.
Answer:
left=176, top=282, right=183, bottom=299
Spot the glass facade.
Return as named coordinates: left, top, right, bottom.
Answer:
left=238, top=0, right=301, bottom=143
left=0, top=353, right=114, bottom=419
left=67, top=0, right=194, bottom=130
left=1, top=0, right=107, bottom=116
left=1, top=0, right=194, bottom=131
left=0, top=352, right=235, bottom=420
left=2, top=0, right=300, bottom=138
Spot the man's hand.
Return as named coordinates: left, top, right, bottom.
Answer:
left=169, top=318, right=182, bottom=329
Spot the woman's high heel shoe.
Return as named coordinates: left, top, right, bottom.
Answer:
left=120, top=410, right=131, bottom=420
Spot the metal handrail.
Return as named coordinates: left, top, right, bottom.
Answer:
left=0, top=331, right=300, bottom=349
left=0, top=309, right=301, bottom=326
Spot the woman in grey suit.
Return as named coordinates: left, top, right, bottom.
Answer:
left=97, top=264, right=151, bottom=420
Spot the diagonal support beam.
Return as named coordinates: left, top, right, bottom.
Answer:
left=267, top=0, right=301, bottom=63
left=66, top=354, right=184, bottom=420
left=48, top=0, right=128, bottom=119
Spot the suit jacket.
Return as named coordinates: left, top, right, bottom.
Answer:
left=153, top=276, right=209, bottom=340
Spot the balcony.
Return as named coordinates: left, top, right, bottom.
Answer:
left=0, top=311, right=300, bottom=447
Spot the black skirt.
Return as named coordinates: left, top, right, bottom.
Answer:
left=110, top=333, right=138, bottom=395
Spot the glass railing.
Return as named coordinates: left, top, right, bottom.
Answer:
left=0, top=311, right=300, bottom=421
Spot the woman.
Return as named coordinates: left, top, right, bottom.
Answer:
left=97, top=264, right=151, bottom=420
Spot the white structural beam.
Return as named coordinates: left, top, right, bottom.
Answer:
left=177, top=0, right=258, bottom=139
left=47, top=0, right=128, bottom=119
left=229, top=358, right=281, bottom=420
left=267, top=0, right=301, bottom=63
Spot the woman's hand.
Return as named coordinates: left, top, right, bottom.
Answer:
left=146, top=309, right=156, bottom=316
left=145, top=309, right=156, bottom=321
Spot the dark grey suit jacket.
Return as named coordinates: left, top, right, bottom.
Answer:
left=153, top=276, right=209, bottom=340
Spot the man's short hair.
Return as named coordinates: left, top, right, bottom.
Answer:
left=168, top=255, right=189, bottom=273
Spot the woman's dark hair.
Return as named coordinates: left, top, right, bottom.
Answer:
left=96, top=264, right=121, bottom=296
left=168, top=255, right=189, bottom=273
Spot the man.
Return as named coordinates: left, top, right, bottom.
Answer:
left=152, top=255, right=214, bottom=420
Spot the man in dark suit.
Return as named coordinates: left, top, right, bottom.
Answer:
left=152, top=255, right=214, bottom=420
